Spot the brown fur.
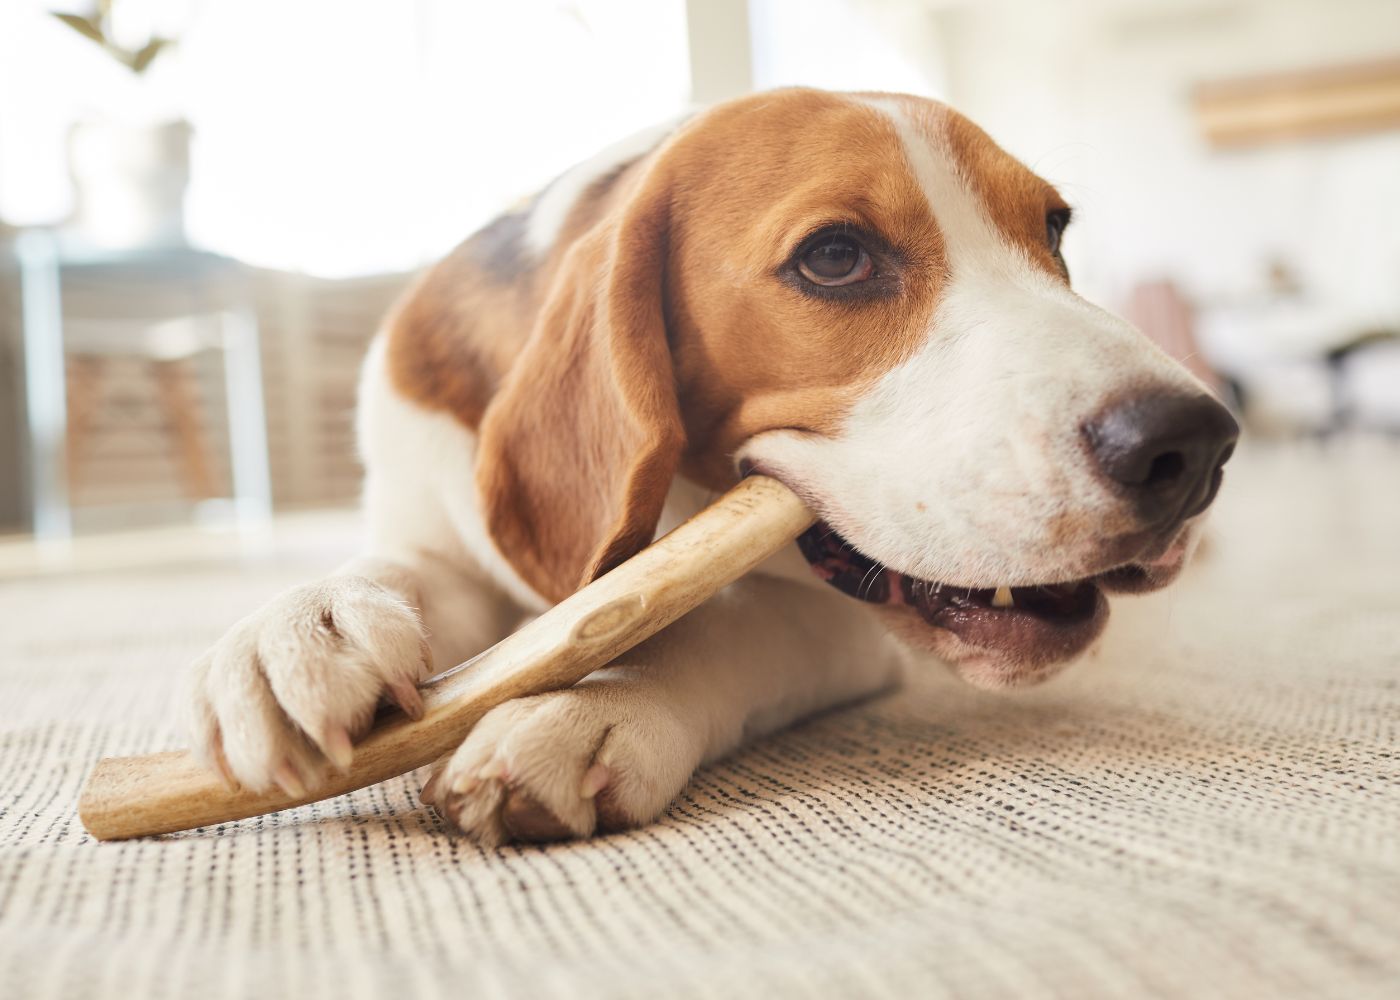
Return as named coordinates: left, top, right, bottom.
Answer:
left=384, top=89, right=1067, bottom=602
left=475, top=169, right=684, bottom=598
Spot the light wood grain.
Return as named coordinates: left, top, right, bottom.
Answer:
left=78, top=475, right=814, bottom=840
left=1194, top=58, right=1400, bottom=148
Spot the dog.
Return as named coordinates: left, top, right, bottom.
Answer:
left=184, top=89, right=1238, bottom=845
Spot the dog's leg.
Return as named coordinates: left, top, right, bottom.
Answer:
left=182, top=548, right=522, bottom=798
left=183, top=335, right=526, bottom=797
left=424, top=574, right=904, bottom=845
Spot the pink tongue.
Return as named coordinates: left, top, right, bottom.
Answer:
left=884, top=571, right=911, bottom=606
left=796, top=524, right=894, bottom=602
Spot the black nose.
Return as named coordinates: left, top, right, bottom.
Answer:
left=1084, top=392, right=1239, bottom=526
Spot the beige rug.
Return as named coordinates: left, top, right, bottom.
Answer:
left=2, top=445, right=1398, bottom=999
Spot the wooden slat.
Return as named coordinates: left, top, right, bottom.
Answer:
left=55, top=267, right=411, bottom=515
left=1194, top=58, right=1400, bottom=148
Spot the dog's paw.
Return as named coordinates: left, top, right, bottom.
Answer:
left=184, top=575, right=431, bottom=796
left=421, top=683, right=703, bottom=846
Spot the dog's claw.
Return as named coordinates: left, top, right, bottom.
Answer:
left=322, top=726, right=354, bottom=771
left=272, top=760, right=308, bottom=799
left=420, top=769, right=442, bottom=806
left=387, top=680, right=425, bottom=720
left=579, top=762, right=610, bottom=799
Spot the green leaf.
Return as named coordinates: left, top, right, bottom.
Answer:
left=52, top=12, right=106, bottom=45
left=129, top=37, right=169, bottom=74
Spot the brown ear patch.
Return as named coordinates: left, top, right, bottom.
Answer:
left=384, top=143, right=658, bottom=433
left=473, top=166, right=685, bottom=602
left=384, top=248, right=535, bottom=430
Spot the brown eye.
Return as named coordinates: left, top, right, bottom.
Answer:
left=798, top=234, right=873, bottom=286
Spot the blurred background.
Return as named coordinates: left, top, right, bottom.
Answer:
left=1, top=0, right=1398, bottom=572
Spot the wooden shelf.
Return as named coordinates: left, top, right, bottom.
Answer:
left=1193, top=58, right=1400, bottom=148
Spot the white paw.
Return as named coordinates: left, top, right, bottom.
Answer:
left=421, top=682, right=704, bottom=846
left=184, top=575, right=431, bottom=797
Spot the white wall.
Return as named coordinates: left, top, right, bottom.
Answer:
left=935, top=0, right=1400, bottom=334
left=749, top=0, right=950, bottom=96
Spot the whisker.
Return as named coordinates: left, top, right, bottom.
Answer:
left=858, top=561, right=886, bottom=599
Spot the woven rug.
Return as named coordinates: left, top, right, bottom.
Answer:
left=2, top=445, right=1398, bottom=999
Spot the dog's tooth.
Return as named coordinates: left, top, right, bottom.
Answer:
left=992, top=586, right=1015, bottom=608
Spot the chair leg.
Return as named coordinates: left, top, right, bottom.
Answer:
left=152, top=358, right=217, bottom=501
left=64, top=355, right=106, bottom=500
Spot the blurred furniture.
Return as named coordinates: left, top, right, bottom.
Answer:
left=0, top=227, right=26, bottom=533
left=1194, top=57, right=1400, bottom=148
left=250, top=269, right=409, bottom=510
left=1198, top=298, right=1400, bottom=438
left=1321, top=329, right=1400, bottom=434
left=13, top=231, right=271, bottom=541
left=62, top=328, right=221, bottom=504
left=1124, top=279, right=1224, bottom=395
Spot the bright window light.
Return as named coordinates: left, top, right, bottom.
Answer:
left=0, top=0, right=691, bottom=276
left=749, top=0, right=948, bottom=98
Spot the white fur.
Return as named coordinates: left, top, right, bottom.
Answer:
left=425, top=575, right=903, bottom=846
left=356, top=337, right=548, bottom=613
left=184, top=570, right=433, bottom=795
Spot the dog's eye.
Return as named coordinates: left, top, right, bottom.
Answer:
left=1046, top=209, right=1070, bottom=257
left=797, top=234, right=874, bottom=286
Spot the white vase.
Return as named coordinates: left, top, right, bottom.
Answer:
left=67, top=119, right=192, bottom=250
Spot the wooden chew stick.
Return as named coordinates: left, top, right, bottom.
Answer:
left=78, top=475, right=814, bottom=841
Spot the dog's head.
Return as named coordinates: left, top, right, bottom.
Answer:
left=477, top=89, right=1237, bottom=688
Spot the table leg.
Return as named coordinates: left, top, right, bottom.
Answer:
left=15, top=230, right=71, bottom=544
left=221, top=307, right=273, bottom=541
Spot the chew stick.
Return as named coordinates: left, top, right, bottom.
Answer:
left=78, top=475, right=814, bottom=841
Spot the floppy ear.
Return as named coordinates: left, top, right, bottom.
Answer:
left=474, top=172, right=685, bottom=603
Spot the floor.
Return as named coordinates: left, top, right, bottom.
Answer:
left=0, top=441, right=1397, bottom=999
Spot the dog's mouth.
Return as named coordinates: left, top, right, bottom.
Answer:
left=796, top=522, right=1178, bottom=671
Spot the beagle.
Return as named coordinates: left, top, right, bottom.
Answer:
left=184, top=89, right=1238, bottom=845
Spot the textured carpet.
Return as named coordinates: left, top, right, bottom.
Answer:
left=1, top=445, right=1398, bottom=999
